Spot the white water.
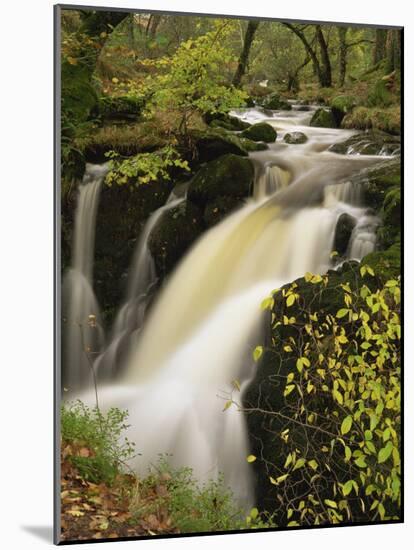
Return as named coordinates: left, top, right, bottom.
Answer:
left=62, top=164, right=107, bottom=391
left=68, top=105, right=389, bottom=508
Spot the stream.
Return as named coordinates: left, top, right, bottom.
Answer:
left=63, top=103, right=393, bottom=508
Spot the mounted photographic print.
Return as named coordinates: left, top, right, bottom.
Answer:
left=55, top=4, right=403, bottom=544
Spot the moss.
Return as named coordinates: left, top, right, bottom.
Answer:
left=96, top=94, right=145, bottom=122
left=61, top=60, right=98, bottom=122
left=148, top=200, right=204, bottom=276
left=361, top=242, right=400, bottom=281
left=377, top=187, right=401, bottom=249
left=348, top=157, right=400, bottom=212
left=204, top=112, right=250, bottom=131
left=190, top=128, right=248, bottom=163
left=367, top=79, right=394, bottom=108
left=240, top=122, right=277, bottom=143
left=93, top=178, right=173, bottom=322
left=188, top=154, right=254, bottom=206
left=259, top=92, right=292, bottom=111
left=204, top=196, right=242, bottom=228
left=310, top=108, right=337, bottom=128
left=239, top=138, right=269, bottom=152
left=342, top=105, right=401, bottom=135
left=330, top=94, right=356, bottom=125
left=284, top=131, right=308, bottom=144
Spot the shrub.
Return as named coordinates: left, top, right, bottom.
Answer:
left=61, top=401, right=136, bottom=485
left=247, top=267, right=401, bottom=526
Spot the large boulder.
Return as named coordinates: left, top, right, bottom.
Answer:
left=310, top=107, right=338, bottom=128
left=188, top=154, right=254, bottom=207
left=148, top=200, right=204, bottom=277
left=241, top=122, right=277, bottom=143
left=204, top=111, right=251, bottom=131
left=204, top=196, right=242, bottom=228
left=191, top=128, right=248, bottom=163
left=330, top=94, right=356, bottom=126
left=93, top=178, right=173, bottom=322
left=284, top=131, right=308, bottom=145
left=259, top=92, right=292, bottom=111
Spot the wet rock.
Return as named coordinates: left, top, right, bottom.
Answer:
left=94, top=178, right=173, bottom=322
left=204, top=111, right=251, bottom=131
left=310, top=107, right=338, bottom=128
left=284, top=131, right=308, bottom=145
left=204, top=196, right=243, bottom=228
left=334, top=213, right=356, bottom=255
left=191, top=128, right=248, bottom=163
left=259, top=92, right=292, bottom=111
left=329, top=130, right=400, bottom=156
left=297, top=104, right=311, bottom=112
left=188, top=154, right=254, bottom=207
left=148, top=200, right=204, bottom=276
left=350, top=157, right=400, bottom=212
left=241, top=122, right=277, bottom=143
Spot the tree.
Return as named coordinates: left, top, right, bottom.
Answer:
left=373, top=29, right=387, bottom=65
left=385, top=29, right=401, bottom=72
left=232, top=20, right=260, bottom=87
left=283, top=23, right=331, bottom=88
left=315, top=25, right=332, bottom=87
left=338, top=27, right=348, bottom=87
left=142, top=25, right=248, bottom=141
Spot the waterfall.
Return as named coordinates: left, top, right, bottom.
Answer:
left=70, top=107, right=386, bottom=509
left=62, top=164, right=107, bottom=392
left=95, top=195, right=186, bottom=381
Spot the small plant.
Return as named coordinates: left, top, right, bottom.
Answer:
left=61, top=401, right=136, bottom=485
left=104, top=145, right=190, bottom=187
left=130, top=458, right=275, bottom=533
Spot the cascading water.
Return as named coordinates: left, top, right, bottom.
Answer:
left=95, top=195, right=186, bottom=381
left=62, top=163, right=107, bottom=391
left=70, top=104, right=392, bottom=509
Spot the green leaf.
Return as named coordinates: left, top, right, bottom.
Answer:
left=286, top=294, right=296, bottom=307
left=253, top=346, right=263, bottom=362
left=342, top=480, right=354, bottom=496
left=246, top=454, right=257, bottom=463
left=284, top=384, right=295, bottom=397
left=341, top=415, right=353, bottom=435
left=324, top=499, right=337, bottom=508
left=292, top=458, right=306, bottom=471
left=378, top=441, right=393, bottom=464
left=336, top=308, right=350, bottom=319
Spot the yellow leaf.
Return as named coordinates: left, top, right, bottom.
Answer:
left=247, top=455, right=257, bottom=463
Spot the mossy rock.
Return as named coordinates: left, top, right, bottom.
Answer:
left=96, top=94, right=145, bottom=122
left=188, top=154, right=254, bottom=207
left=349, top=157, right=400, bottom=212
left=377, top=186, right=401, bottom=248
left=148, top=200, right=204, bottom=277
left=94, top=178, right=173, bottom=322
left=330, top=95, right=356, bottom=125
left=260, top=92, right=292, bottom=111
left=329, top=130, right=400, bottom=156
left=310, top=107, right=338, bottom=128
left=240, top=122, right=277, bottom=143
left=205, top=112, right=251, bottom=131
left=191, top=128, right=248, bottom=163
left=284, top=131, right=308, bottom=145
left=204, top=196, right=243, bottom=228
left=367, top=79, right=394, bottom=108
left=239, top=138, right=269, bottom=152
left=61, top=61, right=97, bottom=122
left=342, top=105, right=401, bottom=135
left=334, top=212, right=356, bottom=255
left=361, top=242, right=400, bottom=281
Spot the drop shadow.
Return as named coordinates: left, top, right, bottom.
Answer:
left=21, top=525, right=53, bottom=543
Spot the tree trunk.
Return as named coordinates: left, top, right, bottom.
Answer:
left=283, top=23, right=325, bottom=88
left=338, top=27, right=348, bottom=87
left=316, top=26, right=332, bottom=87
left=149, top=15, right=162, bottom=39
left=385, top=29, right=401, bottom=72
left=232, top=20, right=260, bottom=87
left=373, top=29, right=387, bottom=64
